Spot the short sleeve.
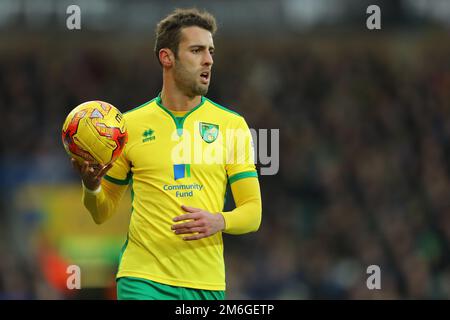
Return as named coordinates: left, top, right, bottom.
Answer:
left=104, top=149, right=131, bottom=185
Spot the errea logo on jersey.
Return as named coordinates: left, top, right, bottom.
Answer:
left=142, top=129, right=155, bottom=142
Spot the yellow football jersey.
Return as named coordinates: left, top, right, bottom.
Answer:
left=105, top=95, right=257, bottom=290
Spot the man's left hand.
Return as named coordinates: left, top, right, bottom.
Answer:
left=171, top=205, right=225, bottom=241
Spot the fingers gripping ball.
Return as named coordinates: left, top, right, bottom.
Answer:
left=62, top=101, right=128, bottom=165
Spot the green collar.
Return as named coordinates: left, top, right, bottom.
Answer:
left=155, top=93, right=205, bottom=136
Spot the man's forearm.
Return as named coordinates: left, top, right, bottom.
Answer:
left=82, top=179, right=127, bottom=224
left=222, top=177, right=262, bottom=234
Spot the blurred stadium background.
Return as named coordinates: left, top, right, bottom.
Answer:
left=1, top=0, right=450, bottom=299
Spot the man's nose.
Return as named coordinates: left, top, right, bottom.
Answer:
left=203, top=51, right=213, bottom=66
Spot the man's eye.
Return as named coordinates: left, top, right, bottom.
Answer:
left=192, top=49, right=200, bottom=53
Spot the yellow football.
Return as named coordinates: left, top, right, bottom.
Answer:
left=61, top=101, right=128, bottom=165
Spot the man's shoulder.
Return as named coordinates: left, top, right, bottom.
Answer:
left=123, top=98, right=157, bottom=119
left=203, top=97, right=243, bottom=119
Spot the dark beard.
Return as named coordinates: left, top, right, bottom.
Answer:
left=174, top=61, right=209, bottom=97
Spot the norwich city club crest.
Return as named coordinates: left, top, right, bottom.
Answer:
left=199, top=122, right=219, bottom=143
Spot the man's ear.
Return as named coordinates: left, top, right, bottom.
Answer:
left=159, top=48, right=174, bottom=67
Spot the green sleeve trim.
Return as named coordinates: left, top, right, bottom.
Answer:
left=205, top=98, right=242, bottom=117
left=228, top=171, right=258, bottom=184
left=104, top=172, right=131, bottom=185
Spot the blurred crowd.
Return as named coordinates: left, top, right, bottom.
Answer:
left=1, top=32, right=450, bottom=299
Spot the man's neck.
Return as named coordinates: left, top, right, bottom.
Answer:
left=160, top=86, right=202, bottom=112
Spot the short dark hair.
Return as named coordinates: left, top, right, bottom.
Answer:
left=154, top=8, right=217, bottom=65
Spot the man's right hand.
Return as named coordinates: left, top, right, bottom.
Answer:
left=71, top=158, right=113, bottom=191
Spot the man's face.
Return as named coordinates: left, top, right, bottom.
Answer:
left=173, top=26, right=214, bottom=97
